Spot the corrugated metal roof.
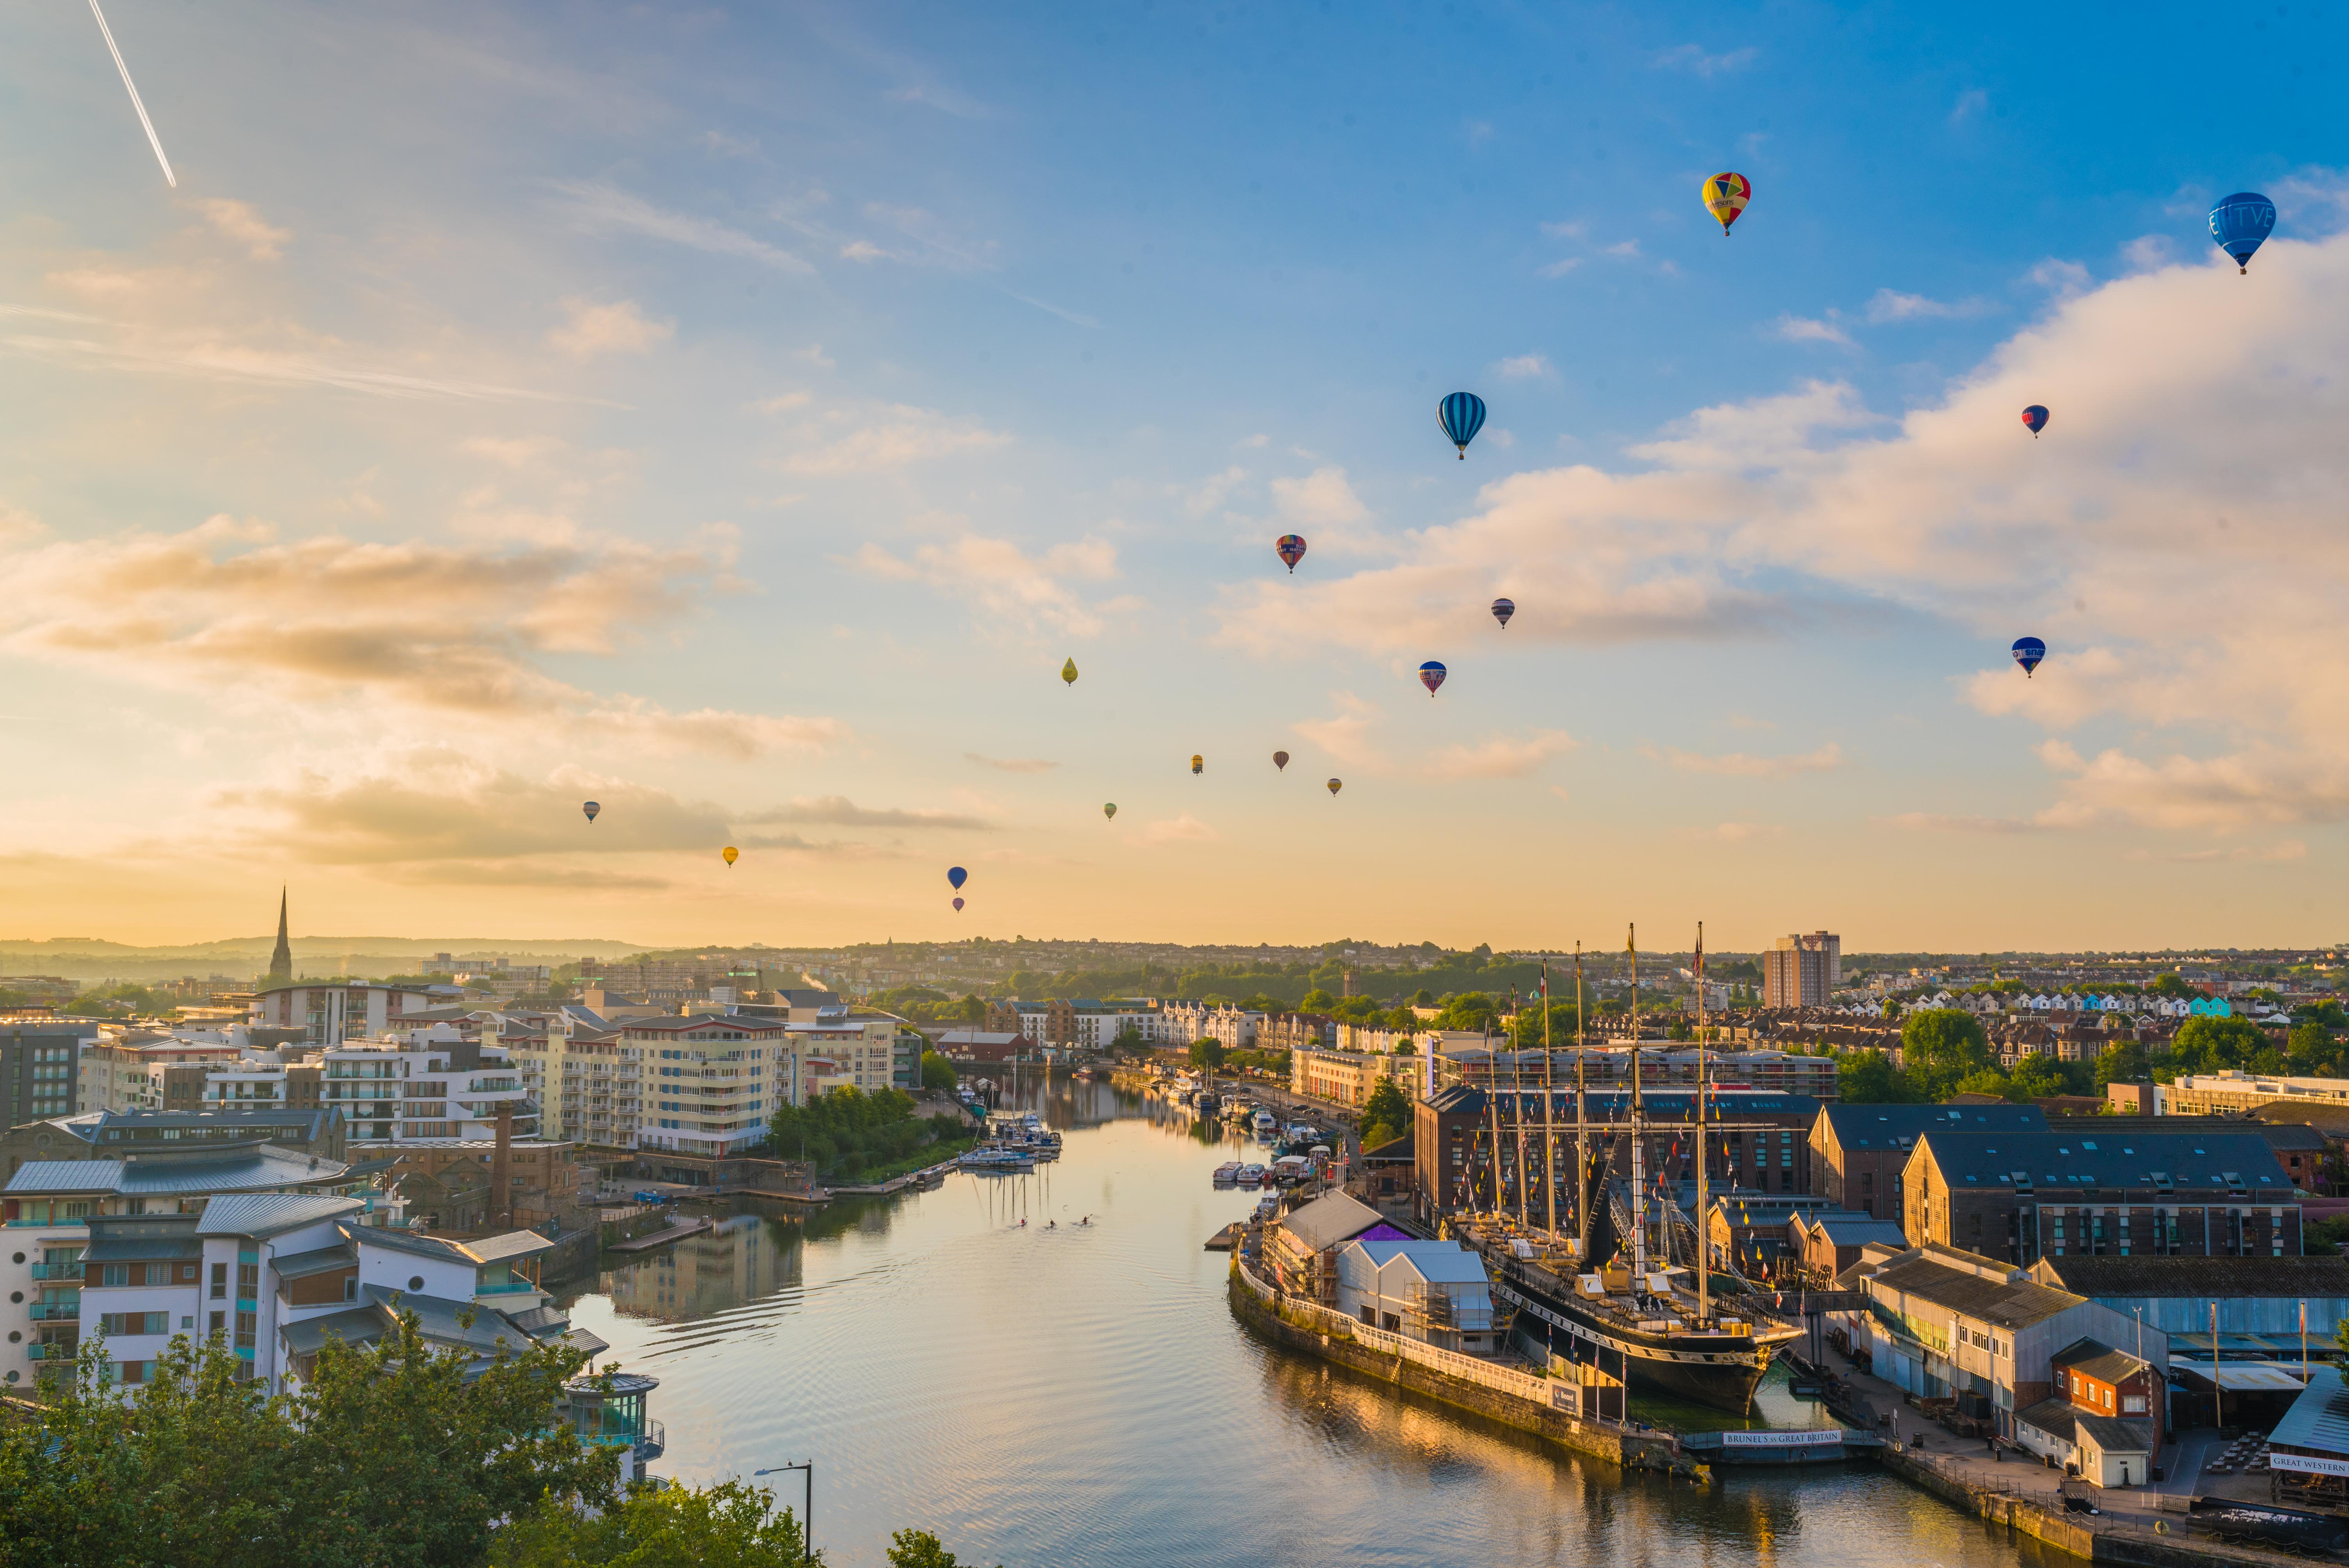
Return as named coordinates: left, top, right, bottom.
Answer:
left=1278, top=1191, right=1383, bottom=1253
left=4, top=1146, right=348, bottom=1197
left=2272, top=1365, right=2349, bottom=1458
left=197, top=1193, right=362, bottom=1239
left=82, top=1237, right=201, bottom=1262
left=1352, top=1237, right=1490, bottom=1286
left=278, top=1304, right=387, bottom=1356
left=271, top=1243, right=357, bottom=1279
left=1866, top=1254, right=2087, bottom=1328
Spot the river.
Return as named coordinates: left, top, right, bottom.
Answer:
left=562, top=1076, right=2064, bottom=1568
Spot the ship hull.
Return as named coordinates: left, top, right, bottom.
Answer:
left=1497, top=1273, right=1789, bottom=1415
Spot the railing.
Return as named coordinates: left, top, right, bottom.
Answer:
left=635, top=1420, right=666, bottom=1460
left=1233, top=1259, right=1559, bottom=1406
left=29, top=1263, right=78, bottom=1280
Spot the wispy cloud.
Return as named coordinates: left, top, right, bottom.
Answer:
left=199, top=199, right=289, bottom=261
left=1878, top=812, right=2050, bottom=834
left=1648, top=742, right=1844, bottom=779
left=547, top=298, right=673, bottom=359
left=965, top=753, right=1057, bottom=774
left=4, top=332, right=622, bottom=406
left=1949, top=89, right=1989, bottom=127
left=781, top=405, right=1011, bottom=475
left=1654, top=43, right=1757, bottom=77
left=1864, top=289, right=1995, bottom=323
left=1769, top=313, right=1854, bottom=348
left=1493, top=353, right=1554, bottom=381
left=742, top=795, right=989, bottom=831
left=1428, top=729, right=1576, bottom=779
left=851, top=533, right=1124, bottom=636
left=1139, top=813, right=1217, bottom=844
left=550, top=180, right=813, bottom=273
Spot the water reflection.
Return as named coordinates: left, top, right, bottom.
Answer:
left=559, top=1070, right=2058, bottom=1568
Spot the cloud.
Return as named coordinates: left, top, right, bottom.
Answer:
left=850, top=533, right=1123, bottom=636
left=1271, top=466, right=1369, bottom=528
left=1293, top=691, right=1381, bottom=768
left=1654, top=44, right=1757, bottom=77
left=2025, top=258, right=2092, bottom=297
left=1139, top=814, right=1217, bottom=844
left=1877, top=812, right=2050, bottom=834
left=1206, top=225, right=2349, bottom=843
left=2119, top=235, right=2176, bottom=272
left=1864, top=289, right=1995, bottom=323
left=3, top=331, right=619, bottom=407
left=1427, top=729, right=1576, bottom=779
left=2133, top=841, right=2308, bottom=864
left=547, top=298, right=674, bottom=359
left=1694, top=821, right=1785, bottom=842
left=739, top=795, right=989, bottom=831
left=0, top=517, right=839, bottom=757
left=1949, top=89, right=1989, bottom=127
left=1649, top=742, right=1844, bottom=779
left=199, top=199, right=289, bottom=261
left=1493, top=353, right=1554, bottom=380
left=1536, top=258, right=1583, bottom=280
left=965, top=752, right=1057, bottom=774
left=781, top=404, right=1010, bottom=475
left=551, top=180, right=813, bottom=273
left=1770, top=313, right=1854, bottom=347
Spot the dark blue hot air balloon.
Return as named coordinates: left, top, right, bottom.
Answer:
left=2011, top=637, right=2046, bottom=679
left=1418, top=660, right=1447, bottom=696
left=2021, top=405, right=2049, bottom=438
left=2209, top=192, right=2276, bottom=274
left=946, top=866, right=968, bottom=891
left=1438, top=392, right=1486, bottom=460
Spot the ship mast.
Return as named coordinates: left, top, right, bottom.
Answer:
left=1574, top=942, right=1589, bottom=1261
left=1542, top=957, right=1557, bottom=1238
left=1695, top=920, right=1710, bottom=1329
left=1512, top=1001, right=1527, bottom=1229
left=1629, top=923, right=1645, bottom=1286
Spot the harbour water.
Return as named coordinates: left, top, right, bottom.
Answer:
left=563, top=1077, right=2064, bottom=1568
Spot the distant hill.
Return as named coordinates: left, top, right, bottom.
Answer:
left=0, top=935, right=651, bottom=982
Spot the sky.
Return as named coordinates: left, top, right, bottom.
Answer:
left=2, top=1, right=2347, bottom=953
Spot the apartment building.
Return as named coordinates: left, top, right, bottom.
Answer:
left=1902, top=1129, right=2303, bottom=1265
left=2161, top=1071, right=2349, bottom=1116
left=251, top=982, right=455, bottom=1047
left=1290, top=1046, right=1417, bottom=1109
left=1763, top=932, right=1841, bottom=1009
left=1258, top=1012, right=1340, bottom=1054
left=1, top=1108, right=347, bottom=1183
left=619, top=1014, right=786, bottom=1158
left=78, top=1034, right=246, bottom=1115
left=1157, top=1002, right=1264, bottom=1050
left=496, top=1009, right=636, bottom=1149
left=1, top=1022, right=96, bottom=1125
left=1809, top=1103, right=2050, bottom=1223
left=312, top=1030, right=537, bottom=1146
left=0, top=1137, right=373, bottom=1392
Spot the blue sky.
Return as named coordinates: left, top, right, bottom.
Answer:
left=2, top=2, right=2345, bottom=950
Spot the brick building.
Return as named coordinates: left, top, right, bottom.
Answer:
left=1810, top=1103, right=2049, bottom=1222
left=1902, top=1129, right=2303, bottom=1266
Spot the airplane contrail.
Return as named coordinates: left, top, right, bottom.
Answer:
left=87, top=0, right=176, bottom=188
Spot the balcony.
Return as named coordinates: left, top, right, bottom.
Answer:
left=635, top=1420, right=666, bottom=1461
left=29, top=1263, right=80, bottom=1280
left=29, top=1301, right=80, bottom=1322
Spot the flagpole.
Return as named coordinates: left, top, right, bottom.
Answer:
left=1629, top=922, right=1646, bottom=1287
left=1696, top=920, right=1710, bottom=1329
left=1543, top=958, right=1557, bottom=1239
left=1575, top=942, right=1589, bottom=1262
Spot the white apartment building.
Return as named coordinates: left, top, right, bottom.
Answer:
left=79, top=1035, right=244, bottom=1115
left=251, top=982, right=460, bottom=1048
left=622, top=1015, right=786, bottom=1158
left=315, top=1030, right=536, bottom=1145
left=497, top=1008, right=638, bottom=1149
left=1158, top=1002, right=1264, bottom=1051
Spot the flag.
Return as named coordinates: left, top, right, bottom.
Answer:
left=1694, top=926, right=1705, bottom=981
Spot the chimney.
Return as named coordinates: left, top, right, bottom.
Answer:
left=490, top=1102, right=514, bottom=1229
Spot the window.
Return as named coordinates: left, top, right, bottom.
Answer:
left=234, top=1311, right=255, bottom=1351
left=102, top=1263, right=128, bottom=1288
left=237, top=1263, right=259, bottom=1299
left=210, top=1311, right=225, bottom=1336
left=2123, top=1395, right=2146, bottom=1413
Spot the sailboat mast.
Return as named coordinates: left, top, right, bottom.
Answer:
left=1542, top=958, right=1557, bottom=1238
left=1695, top=920, right=1710, bottom=1328
left=1629, top=923, right=1645, bottom=1284
left=1513, top=1003, right=1527, bottom=1229
left=1485, top=1019, right=1503, bottom=1217
left=1574, top=943, right=1588, bottom=1260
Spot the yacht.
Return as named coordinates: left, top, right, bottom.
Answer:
left=1237, top=1162, right=1268, bottom=1187
left=1252, top=1110, right=1278, bottom=1139
left=960, top=1148, right=1035, bottom=1173
left=1213, top=1162, right=1242, bottom=1184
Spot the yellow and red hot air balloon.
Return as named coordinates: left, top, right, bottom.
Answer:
left=722, top=846, right=739, bottom=866
left=1702, top=172, right=1750, bottom=235
left=1326, top=777, right=1342, bottom=796
left=1190, top=754, right=1203, bottom=775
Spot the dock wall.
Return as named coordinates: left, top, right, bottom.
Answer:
left=1226, top=1263, right=1692, bottom=1478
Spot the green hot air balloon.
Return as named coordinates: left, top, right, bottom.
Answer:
left=1103, top=802, right=1117, bottom=820
left=1061, top=657, right=1078, bottom=686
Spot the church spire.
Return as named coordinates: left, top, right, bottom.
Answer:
left=267, top=886, right=293, bottom=987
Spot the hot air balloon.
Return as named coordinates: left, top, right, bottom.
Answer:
left=1190, top=754, right=1203, bottom=775
left=947, top=866, right=968, bottom=891
left=2012, top=636, right=2046, bottom=678
left=1061, top=657, right=1078, bottom=686
left=1272, top=750, right=1289, bottom=772
left=1418, top=660, right=1447, bottom=697
left=1490, top=597, right=1515, bottom=629
left=1276, top=534, right=1306, bottom=573
left=1103, top=802, right=1116, bottom=820
left=953, top=896, right=965, bottom=912
left=722, top=845, right=739, bottom=866
left=1326, top=777, right=1342, bottom=796
left=582, top=800, right=601, bottom=823
left=1702, top=172, right=1751, bottom=235
left=1438, top=392, right=1486, bottom=459
left=2021, top=405, right=2049, bottom=438
left=2210, top=192, right=2277, bottom=274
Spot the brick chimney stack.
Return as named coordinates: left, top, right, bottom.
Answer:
left=490, top=1102, right=514, bottom=1229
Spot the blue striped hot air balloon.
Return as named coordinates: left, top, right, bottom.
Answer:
left=2011, top=637, right=2046, bottom=679
left=2209, top=192, right=2276, bottom=274
left=1438, top=392, right=1486, bottom=459
left=1419, top=660, right=1447, bottom=697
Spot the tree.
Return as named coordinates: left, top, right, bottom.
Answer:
left=920, top=1051, right=958, bottom=1092
left=1508, top=1001, right=1579, bottom=1049
left=2173, top=1015, right=2265, bottom=1074
left=959, top=994, right=987, bottom=1023
left=492, top=1481, right=816, bottom=1566
left=1901, top=1008, right=1990, bottom=1101
left=1360, top=1079, right=1413, bottom=1147
left=1434, top=992, right=1497, bottom=1033
left=2147, top=973, right=2193, bottom=999
left=888, top=1530, right=1000, bottom=1568
left=1953, top=1067, right=2012, bottom=1100
left=1188, top=1039, right=1227, bottom=1071
left=2008, top=1054, right=2069, bottom=1101
left=1299, top=988, right=1338, bottom=1013
left=1837, top=1049, right=1914, bottom=1104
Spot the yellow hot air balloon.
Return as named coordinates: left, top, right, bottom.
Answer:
left=722, top=845, right=739, bottom=866
left=1326, top=777, right=1342, bottom=796
left=1190, top=754, right=1203, bottom=775
left=1702, top=171, right=1750, bottom=235
left=1103, top=802, right=1117, bottom=820
left=1061, top=657, right=1078, bottom=686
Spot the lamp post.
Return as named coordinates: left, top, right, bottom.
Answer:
left=753, top=1462, right=814, bottom=1564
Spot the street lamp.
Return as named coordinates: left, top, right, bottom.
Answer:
left=753, top=1462, right=814, bottom=1564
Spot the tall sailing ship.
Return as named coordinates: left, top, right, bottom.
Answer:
left=1445, top=924, right=1802, bottom=1414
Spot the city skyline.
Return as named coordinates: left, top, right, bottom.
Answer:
left=3, top=5, right=2346, bottom=948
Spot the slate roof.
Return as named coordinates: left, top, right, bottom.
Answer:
left=1911, top=1129, right=2291, bottom=1192
left=1865, top=1251, right=2087, bottom=1329
left=196, top=1193, right=362, bottom=1239
left=2075, top=1413, right=2156, bottom=1452
left=1819, top=1103, right=2048, bottom=1149
left=2051, top=1337, right=2151, bottom=1385
left=2032, top=1254, right=2349, bottom=1298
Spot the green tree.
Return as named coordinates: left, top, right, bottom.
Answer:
left=2147, top=973, right=2193, bottom=999
left=1299, top=988, right=1338, bottom=1012
left=1953, top=1066, right=2013, bottom=1100
left=491, top=1480, right=816, bottom=1567
left=1412, top=988, right=1435, bottom=1007
left=920, top=1051, right=959, bottom=1092
left=2094, top=1038, right=2149, bottom=1088
left=1360, top=1079, right=1413, bottom=1147
left=2008, top=1054, right=2070, bottom=1101
left=1434, top=992, right=1497, bottom=1032
left=888, top=1530, right=1001, bottom=1568
left=1901, top=1008, right=1990, bottom=1101
left=1837, top=1049, right=1914, bottom=1104
left=1188, top=1039, right=1228, bottom=1071
left=2173, top=1014, right=2265, bottom=1074
left=1508, top=1001, right=1579, bottom=1049
left=959, top=994, right=987, bottom=1023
